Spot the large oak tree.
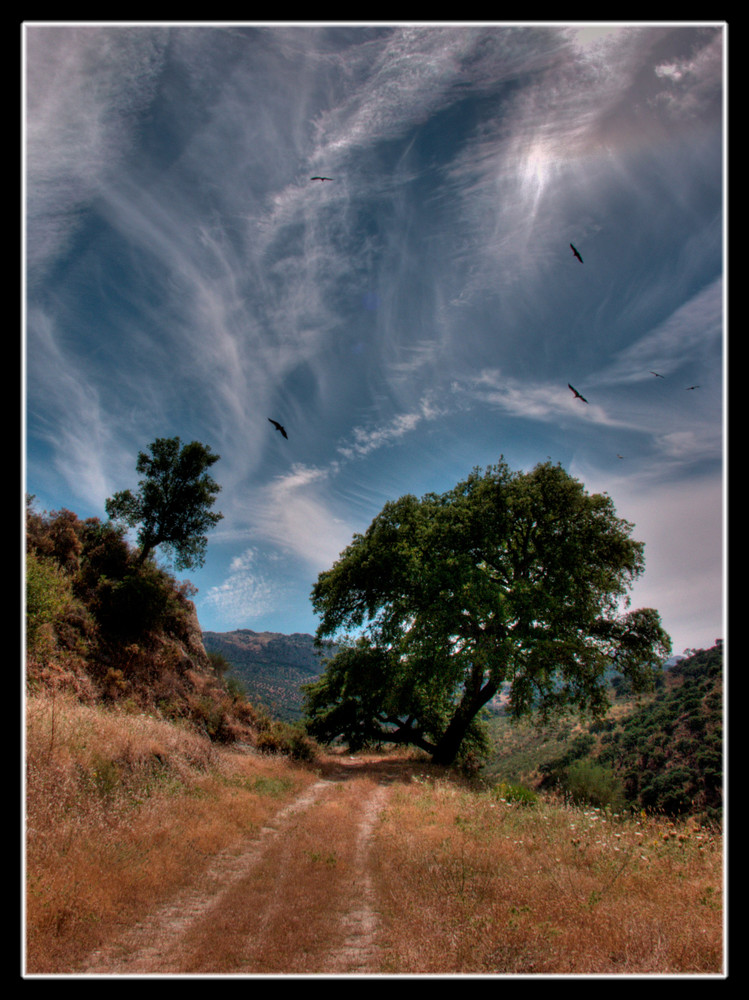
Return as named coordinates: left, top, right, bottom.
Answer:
left=304, top=460, right=671, bottom=765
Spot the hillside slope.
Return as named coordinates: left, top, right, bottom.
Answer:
left=202, top=629, right=334, bottom=720
left=24, top=498, right=314, bottom=754
left=486, top=643, right=723, bottom=821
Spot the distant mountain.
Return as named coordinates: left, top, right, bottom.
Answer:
left=202, top=629, right=335, bottom=721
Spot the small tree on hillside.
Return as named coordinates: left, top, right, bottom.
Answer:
left=105, top=437, right=223, bottom=571
left=304, top=459, right=671, bottom=766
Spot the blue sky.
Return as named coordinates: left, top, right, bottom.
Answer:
left=24, top=22, right=725, bottom=655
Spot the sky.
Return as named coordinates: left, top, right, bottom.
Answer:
left=24, top=22, right=726, bottom=657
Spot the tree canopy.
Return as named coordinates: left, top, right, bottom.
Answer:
left=303, top=459, right=671, bottom=765
left=105, top=437, right=223, bottom=571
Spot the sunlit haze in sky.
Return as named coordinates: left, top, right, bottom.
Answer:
left=24, top=22, right=725, bottom=656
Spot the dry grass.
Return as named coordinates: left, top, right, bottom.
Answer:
left=370, top=772, right=724, bottom=975
left=25, top=692, right=724, bottom=977
left=24, top=690, right=319, bottom=974
left=171, top=774, right=385, bottom=974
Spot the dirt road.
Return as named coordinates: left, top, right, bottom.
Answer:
left=79, top=756, right=403, bottom=976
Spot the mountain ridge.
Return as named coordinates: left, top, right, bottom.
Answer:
left=201, top=628, right=334, bottom=721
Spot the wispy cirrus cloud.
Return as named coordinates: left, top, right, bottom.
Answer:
left=336, top=393, right=447, bottom=460
left=25, top=26, right=168, bottom=284
left=250, top=463, right=354, bottom=570
left=594, top=277, right=723, bottom=384
left=25, top=307, right=134, bottom=506
left=24, top=25, right=723, bottom=651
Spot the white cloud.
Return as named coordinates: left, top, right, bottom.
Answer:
left=25, top=25, right=167, bottom=283
left=577, top=467, right=724, bottom=654
left=251, top=464, right=354, bottom=570
left=204, top=548, right=278, bottom=626
left=337, top=394, right=446, bottom=460
left=25, top=307, right=132, bottom=507
left=595, top=278, right=723, bottom=384
left=458, top=369, right=630, bottom=431
left=651, top=29, right=723, bottom=120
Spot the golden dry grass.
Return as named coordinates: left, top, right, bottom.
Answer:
left=24, top=691, right=319, bottom=974
left=25, top=691, right=724, bottom=977
left=171, top=773, right=385, bottom=974
left=370, top=772, right=724, bottom=975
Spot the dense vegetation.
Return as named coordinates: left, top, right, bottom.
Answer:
left=25, top=488, right=722, bottom=822
left=25, top=496, right=315, bottom=759
left=306, top=459, right=671, bottom=765
left=499, top=644, right=724, bottom=822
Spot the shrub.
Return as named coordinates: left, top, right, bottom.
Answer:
left=492, top=781, right=538, bottom=806
left=26, top=552, right=78, bottom=656
left=255, top=718, right=318, bottom=761
left=91, top=563, right=186, bottom=640
left=207, top=651, right=232, bottom=680
left=561, top=758, right=626, bottom=812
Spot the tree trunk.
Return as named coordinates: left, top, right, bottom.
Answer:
left=431, top=677, right=498, bottom=766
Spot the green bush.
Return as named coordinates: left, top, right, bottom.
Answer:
left=26, top=551, right=77, bottom=655
left=208, top=651, right=232, bottom=679
left=255, top=719, right=318, bottom=761
left=492, top=781, right=538, bottom=806
left=91, top=564, right=185, bottom=640
left=562, top=758, right=626, bottom=812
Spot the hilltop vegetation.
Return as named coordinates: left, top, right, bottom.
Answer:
left=202, top=630, right=333, bottom=722
left=24, top=497, right=315, bottom=759
left=484, top=643, right=723, bottom=823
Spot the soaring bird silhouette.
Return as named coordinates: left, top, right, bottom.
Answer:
left=570, top=243, right=583, bottom=263
left=650, top=371, right=665, bottom=378
left=685, top=385, right=700, bottom=390
left=268, top=418, right=288, bottom=439
left=568, top=383, right=588, bottom=403
left=310, top=176, right=333, bottom=181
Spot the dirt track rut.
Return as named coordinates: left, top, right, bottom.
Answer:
left=80, top=757, right=395, bottom=976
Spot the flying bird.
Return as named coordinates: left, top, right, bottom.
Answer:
left=568, top=383, right=588, bottom=403
left=311, top=176, right=333, bottom=181
left=685, top=385, right=700, bottom=390
left=268, top=418, right=288, bottom=439
left=570, top=243, right=583, bottom=263
left=649, top=371, right=665, bottom=378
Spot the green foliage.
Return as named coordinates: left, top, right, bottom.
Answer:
left=90, top=563, right=189, bottom=640
left=254, top=717, right=319, bottom=761
left=537, top=733, right=597, bottom=789
left=528, top=643, right=723, bottom=820
left=601, top=645, right=723, bottom=819
left=25, top=551, right=78, bottom=655
left=207, top=651, right=232, bottom=679
left=305, top=459, right=671, bottom=766
left=105, top=436, right=223, bottom=570
left=491, top=781, right=538, bottom=806
left=561, top=759, right=627, bottom=812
